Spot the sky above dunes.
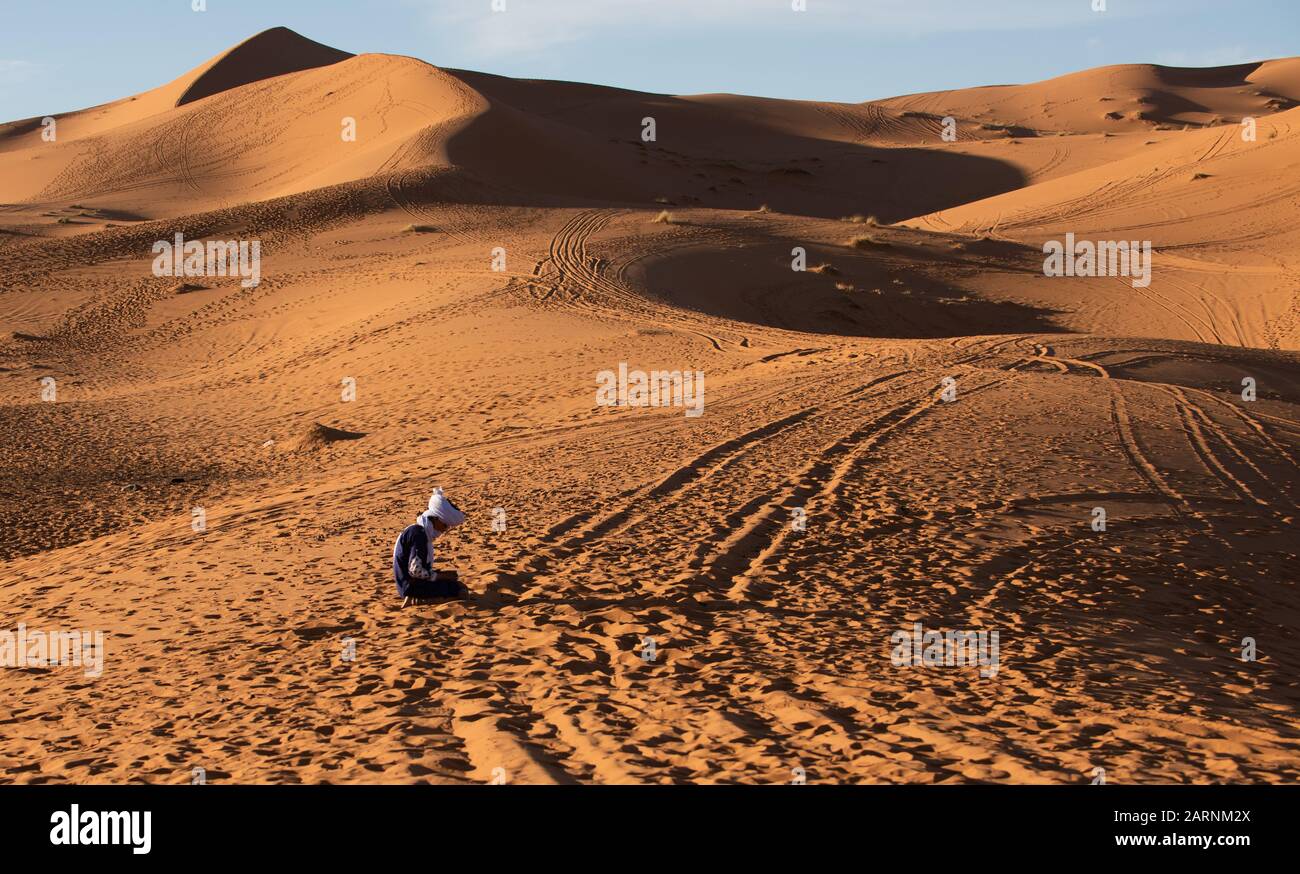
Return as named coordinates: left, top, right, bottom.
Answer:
left=2, top=0, right=1297, bottom=119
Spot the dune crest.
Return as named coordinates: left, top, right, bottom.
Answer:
left=175, top=26, right=354, bottom=107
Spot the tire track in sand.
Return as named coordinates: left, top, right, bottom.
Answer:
left=544, top=209, right=738, bottom=352
left=1108, top=382, right=1229, bottom=547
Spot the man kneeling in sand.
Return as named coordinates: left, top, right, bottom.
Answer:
left=393, top=487, right=466, bottom=604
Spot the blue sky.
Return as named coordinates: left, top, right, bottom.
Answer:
left=2, top=0, right=1296, bottom=120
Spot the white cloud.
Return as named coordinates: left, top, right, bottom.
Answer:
left=0, top=60, right=36, bottom=86
left=417, top=0, right=1157, bottom=58
left=425, top=0, right=754, bottom=56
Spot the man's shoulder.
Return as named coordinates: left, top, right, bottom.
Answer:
left=397, top=523, right=425, bottom=543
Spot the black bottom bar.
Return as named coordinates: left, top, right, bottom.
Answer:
left=2, top=784, right=1285, bottom=859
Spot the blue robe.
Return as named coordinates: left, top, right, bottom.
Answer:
left=392, top=523, right=458, bottom=598
left=392, top=523, right=431, bottom=597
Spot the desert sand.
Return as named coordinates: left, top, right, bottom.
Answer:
left=0, top=27, right=1297, bottom=784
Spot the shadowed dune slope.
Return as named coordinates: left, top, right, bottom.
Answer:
left=175, top=26, right=355, bottom=106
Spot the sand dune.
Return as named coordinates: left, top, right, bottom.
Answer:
left=878, top=58, right=1300, bottom=134
left=0, top=54, right=484, bottom=213
left=1, top=29, right=1296, bottom=785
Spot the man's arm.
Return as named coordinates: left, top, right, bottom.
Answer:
left=408, top=552, right=432, bottom=580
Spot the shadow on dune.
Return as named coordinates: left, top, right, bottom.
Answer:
left=439, top=71, right=1029, bottom=223
left=1094, top=344, right=1300, bottom=403
left=176, top=26, right=354, bottom=106
left=629, top=239, right=1062, bottom=339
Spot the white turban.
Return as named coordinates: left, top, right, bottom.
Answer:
left=426, top=487, right=466, bottom=528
